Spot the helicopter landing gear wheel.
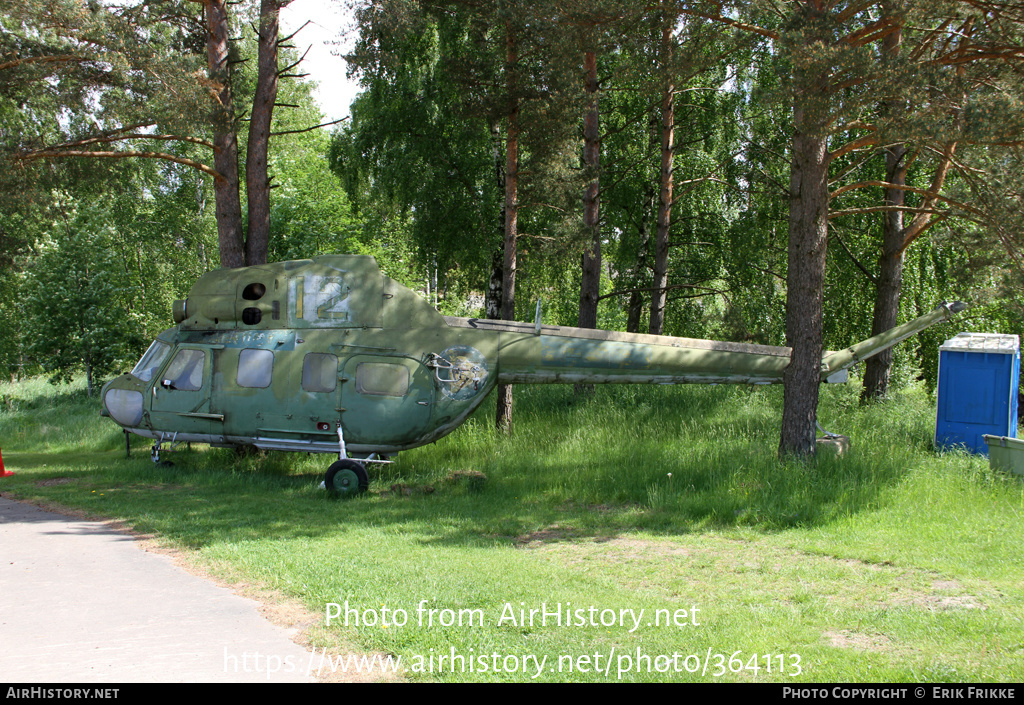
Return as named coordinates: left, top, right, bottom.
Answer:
left=325, top=459, right=369, bottom=497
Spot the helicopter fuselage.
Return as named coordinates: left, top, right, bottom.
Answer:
left=100, top=255, right=965, bottom=471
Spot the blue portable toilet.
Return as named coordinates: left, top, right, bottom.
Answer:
left=935, top=333, right=1020, bottom=454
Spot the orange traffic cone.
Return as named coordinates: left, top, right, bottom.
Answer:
left=0, top=445, right=12, bottom=477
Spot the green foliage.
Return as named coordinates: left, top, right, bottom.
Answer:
left=21, top=200, right=148, bottom=390
left=269, top=130, right=364, bottom=261
left=336, top=5, right=503, bottom=291
left=337, top=0, right=590, bottom=319
left=712, top=42, right=791, bottom=347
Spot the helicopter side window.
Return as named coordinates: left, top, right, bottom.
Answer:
left=162, top=349, right=206, bottom=391
left=302, top=353, right=338, bottom=393
left=356, top=362, right=409, bottom=397
left=237, top=349, right=274, bottom=388
left=131, top=341, right=172, bottom=382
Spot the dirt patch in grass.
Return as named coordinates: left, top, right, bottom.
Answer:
left=445, top=469, right=487, bottom=487
left=518, top=531, right=991, bottom=614
left=839, top=557, right=893, bottom=569
left=824, top=629, right=894, bottom=652
left=383, top=482, right=436, bottom=497
left=517, top=524, right=581, bottom=545
left=896, top=579, right=986, bottom=612
left=34, top=477, right=78, bottom=486
left=556, top=500, right=643, bottom=514
left=920, top=594, right=985, bottom=610
left=588, top=536, right=692, bottom=556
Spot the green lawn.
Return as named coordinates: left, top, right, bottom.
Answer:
left=1, top=377, right=1022, bottom=682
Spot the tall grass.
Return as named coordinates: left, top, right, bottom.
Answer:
left=0, top=376, right=124, bottom=454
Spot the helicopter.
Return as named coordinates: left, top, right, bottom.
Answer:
left=100, top=255, right=966, bottom=496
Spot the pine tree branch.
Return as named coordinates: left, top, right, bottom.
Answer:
left=829, top=146, right=882, bottom=187
left=280, top=20, right=311, bottom=44
left=279, top=45, right=311, bottom=75
left=844, top=23, right=902, bottom=49
left=829, top=180, right=980, bottom=218
left=829, top=133, right=879, bottom=162
left=899, top=142, right=956, bottom=250
left=920, top=143, right=986, bottom=176
left=0, top=54, right=91, bottom=72
left=31, top=131, right=217, bottom=152
left=270, top=117, right=350, bottom=136
left=673, top=8, right=779, bottom=40
left=13, top=150, right=224, bottom=182
left=898, top=214, right=949, bottom=255
left=596, top=281, right=720, bottom=303
left=834, top=0, right=876, bottom=25
left=829, top=231, right=877, bottom=284
left=665, top=288, right=733, bottom=305
left=840, top=15, right=899, bottom=48
left=827, top=205, right=950, bottom=221
left=908, top=18, right=953, bottom=62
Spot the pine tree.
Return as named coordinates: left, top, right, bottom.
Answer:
left=3, top=0, right=331, bottom=268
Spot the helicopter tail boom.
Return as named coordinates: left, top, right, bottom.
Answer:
left=445, top=301, right=966, bottom=386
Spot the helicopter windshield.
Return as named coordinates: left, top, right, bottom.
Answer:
left=131, top=340, right=172, bottom=381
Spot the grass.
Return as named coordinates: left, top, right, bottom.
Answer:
left=1, top=375, right=1022, bottom=682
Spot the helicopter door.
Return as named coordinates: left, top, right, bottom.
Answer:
left=220, top=347, right=298, bottom=442
left=339, top=355, right=434, bottom=448
left=148, top=346, right=220, bottom=436
left=298, top=352, right=343, bottom=445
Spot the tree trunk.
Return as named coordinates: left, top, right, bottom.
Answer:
left=649, top=14, right=674, bottom=336
left=779, top=93, right=829, bottom=458
left=496, top=27, right=519, bottom=433
left=486, top=247, right=503, bottom=320
left=486, top=122, right=504, bottom=321
left=861, top=142, right=906, bottom=402
left=204, top=0, right=244, bottom=269
left=245, top=0, right=281, bottom=267
left=862, top=27, right=905, bottom=402
left=576, top=50, right=601, bottom=397
left=626, top=189, right=653, bottom=333
left=626, top=114, right=658, bottom=334
left=578, top=50, right=601, bottom=331
left=626, top=288, right=645, bottom=334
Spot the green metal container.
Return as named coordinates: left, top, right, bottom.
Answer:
left=983, top=435, right=1024, bottom=476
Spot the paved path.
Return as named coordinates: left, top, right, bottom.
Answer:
left=0, top=497, right=315, bottom=683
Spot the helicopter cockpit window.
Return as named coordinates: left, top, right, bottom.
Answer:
left=237, top=349, right=273, bottom=388
left=302, top=353, right=338, bottom=393
left=162, top=349, right=206, bottom=391
left=131, top=340, right=172, bottom=382
left=356, top=362, right=409, bottom=397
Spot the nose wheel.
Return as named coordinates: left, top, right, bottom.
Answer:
left=324, top=459, right=369, bottom=497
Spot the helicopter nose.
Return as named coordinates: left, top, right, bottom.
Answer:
left=103, top=387, right=144, bottom=428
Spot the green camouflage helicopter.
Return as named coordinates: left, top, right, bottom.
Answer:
left=101, top=255, right=965, bottom=495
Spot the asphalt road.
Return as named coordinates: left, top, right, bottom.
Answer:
left=0, top=496, right=316, bottom=683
